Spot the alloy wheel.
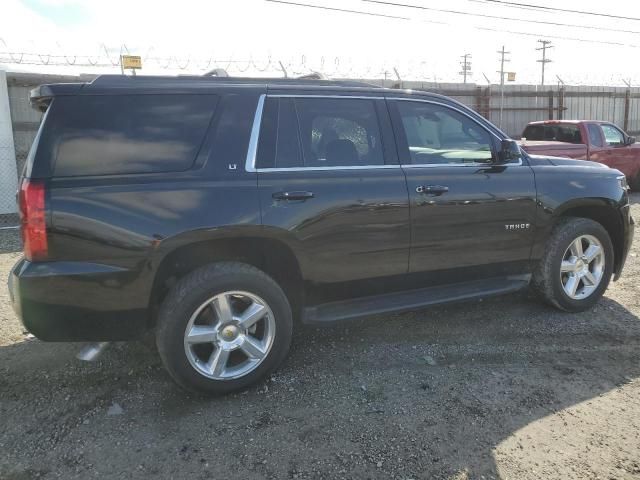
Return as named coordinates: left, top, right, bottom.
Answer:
left=183, top=291, right=276, bottom=380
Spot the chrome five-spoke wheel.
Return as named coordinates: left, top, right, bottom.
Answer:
left=183, top=291, right=276, bottom=380
left=560, top=234, right=605, bottom=300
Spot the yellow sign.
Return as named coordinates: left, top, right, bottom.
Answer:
left=121, top=55, right=142, bottom=69
left=507, top=72, right=516, bottom=82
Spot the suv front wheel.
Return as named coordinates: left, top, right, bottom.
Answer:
left=156, top=262, right=293, bottom=394
left=533, top=217, right=614, bottom=312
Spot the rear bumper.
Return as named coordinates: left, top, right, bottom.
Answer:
left=8, top=259, right=149, bottom=341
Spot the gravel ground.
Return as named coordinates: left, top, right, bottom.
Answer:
left=1, top=198, right=640, bottom=480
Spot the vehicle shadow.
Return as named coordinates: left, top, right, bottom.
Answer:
left=1, top=293, right=639, bottom=479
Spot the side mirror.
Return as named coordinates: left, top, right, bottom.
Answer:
left=497, top=139, right=522, bottom=164
left=627, top=136, right=636, bottom=146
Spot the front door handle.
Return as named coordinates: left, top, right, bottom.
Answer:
left=272, top=191, right=314, bottom=201
left=416, top=185, right=449, bottom=196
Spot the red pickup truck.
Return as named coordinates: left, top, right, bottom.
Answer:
left=519, top=120, right=640, bottom=187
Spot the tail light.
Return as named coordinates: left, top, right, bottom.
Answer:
left=18, top=179, right=48, bottom=261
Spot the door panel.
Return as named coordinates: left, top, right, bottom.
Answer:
left=255, top=95, right=410, bottom=286
left=388, top=98, right=537, bottom=285
left=589, top=124, right=640, bottom=180
left=259, top=168, right=410, bottom=283
left=404, top=165, right=537, bottom=281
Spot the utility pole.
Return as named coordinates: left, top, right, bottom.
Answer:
left=497, top=46, right=510, bottom=128
left=459, top=53, right=472, bottom=84
left=536, top=40, right=553, bottom=86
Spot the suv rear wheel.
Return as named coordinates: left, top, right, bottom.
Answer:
left=532, top=217, right=613, bottom=312
left=156, top=262, right=292, bottom=394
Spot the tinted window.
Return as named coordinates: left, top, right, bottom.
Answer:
left=295, top=98, right=384, bottom=167
left=522, top=124, right=582, bottom=143
left=48, top=94, right=217, bottom=176
left=397, top=101, right=493, bottom=165
left=587, top=124, right=604, bottom=147
left=601, top=124, right=624, bottom=146
left=256, top=98, right=304, bottom=169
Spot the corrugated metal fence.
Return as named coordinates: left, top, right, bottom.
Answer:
left=1, top=72, right=640, bottom=227
left=366, top=80, right=640, bottom=139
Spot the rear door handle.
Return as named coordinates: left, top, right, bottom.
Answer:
left=272, top=191, right=314, bottom=201
left=416, top=185, right=449, bottom=196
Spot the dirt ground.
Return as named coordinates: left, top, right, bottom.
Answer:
left=1, top=197, right=640, bottom=480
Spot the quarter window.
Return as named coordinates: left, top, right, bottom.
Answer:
left=47, top=94, right=217, bottom=176
left=396, top=101, right=493, bottom=165
left=601, top=124, right=625, bottom=146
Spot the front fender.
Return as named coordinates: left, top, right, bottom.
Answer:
left=530, top=162, right=629, bottom=268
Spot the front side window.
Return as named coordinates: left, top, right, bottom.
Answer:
left=396, top=101, right=493, bottom=165
left=601, top=124, right=625, bottom=146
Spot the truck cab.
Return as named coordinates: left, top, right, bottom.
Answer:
left=521, top=120, right=640, bottom=187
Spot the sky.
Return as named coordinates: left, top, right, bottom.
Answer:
left=0, top=0, right=638, bottom=86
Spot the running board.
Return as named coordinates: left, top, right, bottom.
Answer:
left=302, top=276, right=530, bottom=324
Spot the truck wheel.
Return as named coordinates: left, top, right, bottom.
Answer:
left=532, top=217, right=613, bottom=312
left=156, top=262, right=292, bottom=394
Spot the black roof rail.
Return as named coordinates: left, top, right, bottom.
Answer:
left=87, top=74, right=380, bottom=89
left=203, top=68, right=229, bottom=77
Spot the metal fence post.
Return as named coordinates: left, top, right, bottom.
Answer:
left=475, top=86, right=483, bottom=117
left=483, top=86, right=491, bottom=121
left=547, top=90, right=554, bottom=120
left=624, top=88, right=631, bottom=132
left=557, top=87, right=565, bottom=120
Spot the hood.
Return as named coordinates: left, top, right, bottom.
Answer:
left=527, top=154, right=609, bottom=170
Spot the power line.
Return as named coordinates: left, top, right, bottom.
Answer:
left=363, top=0, right=640, bottom=35
left=266, top=1, right=640, bottom=48
left=477, top=25, right=640, bottom=48
left=467, top=0, right=640, bottom=22
left=264, top=0, right=412, bottom=20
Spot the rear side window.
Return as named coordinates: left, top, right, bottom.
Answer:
left=256, top=97, right=385, bottom=169
left=47, top=94, right=217, bottom=176
left=296, top=98, right=384, bottom=167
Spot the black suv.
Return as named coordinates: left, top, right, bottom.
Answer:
left=8, top=75, right=634, bottom=393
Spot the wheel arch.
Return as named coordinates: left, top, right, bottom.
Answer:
left=148, top=230, right=305, bottom=327
left=553, top=198, right=624, bottom=275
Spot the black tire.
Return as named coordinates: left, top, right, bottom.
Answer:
left=532, top=217, right=614, bottom=312
left=156, top=262, right=293, bottom=394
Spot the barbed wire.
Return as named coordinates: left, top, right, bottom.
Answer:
left=0, top=39, right=637, bottom=87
